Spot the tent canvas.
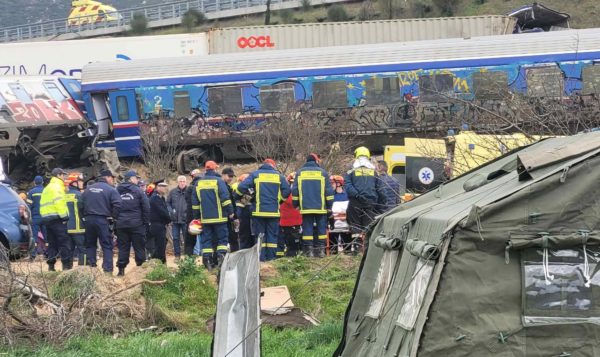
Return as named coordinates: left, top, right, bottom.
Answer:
left=335, top=131, right=600, bottom=356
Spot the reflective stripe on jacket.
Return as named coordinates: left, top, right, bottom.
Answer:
left=40, top=177, right=69, bottom=222
left=192, top=170, right=233, bottom=224
left=292, top=162, right=334, bottom=214
left=66, top=187, right=85, bottom=234
left=27, top=185, right=44, bottom=220
left=344, top=166, right=381, bottom=204
left=236, top=164, right=290, bottom=218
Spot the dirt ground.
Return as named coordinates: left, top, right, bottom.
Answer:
left=11, top=253, right=186, bottom=285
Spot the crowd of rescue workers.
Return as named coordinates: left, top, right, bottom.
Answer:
left=23, top=147, right=401, bottom=276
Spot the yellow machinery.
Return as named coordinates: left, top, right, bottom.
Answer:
left=68, top=0, right=120, bottom=26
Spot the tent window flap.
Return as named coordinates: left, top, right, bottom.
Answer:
left=521, top=247, right=600, bottom=326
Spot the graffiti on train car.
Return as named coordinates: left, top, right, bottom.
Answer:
left=131, top=60, right=600, bottom=141
left=0, top=80, right=84, bottom=124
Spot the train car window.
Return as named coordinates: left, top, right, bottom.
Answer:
left=365, top=77, right=401, bottom=105
left=8, top=83, right=33, bottom=104
left=526, top=66, right=563, bottom=97
left=582, top=65, right=600, bottom=95
left=260, top=83, right=295, bottom=112
left=174, top=90, right=192, bottom=118
left=43, top=82, right=67, bottom=102
left=472, top=72, right=508, bottom=100
left=418, top=74, right=453, bottom=102
left=312, top=80, right=347, bottom=108
left=208, top=86, right=244, bottom=115
left=116, top=96, right=129, bottom=121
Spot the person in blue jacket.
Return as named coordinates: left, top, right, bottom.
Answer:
left=116, top=170, right=150, bottom=276
left=82, top=169, right=122, bottom=274
left=376, top=160, right=401, bottom=213
left=292, top=153, right=334, bottom=258
left=343, top=147, right=383, bottom=244
left=149, top=181, right=171, bottom=264
left=26, top=175, right=46, bottom=259
left=65, top=173, right=86, bottom=265
left=192, top=161, right=233, bottom=271
left=236, top=159, right=290, bottom=262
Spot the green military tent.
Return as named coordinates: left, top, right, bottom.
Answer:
left=335, top=131, right=600, bottom=356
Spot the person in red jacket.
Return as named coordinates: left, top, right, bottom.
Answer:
left=279, top=173, right=302, bottom=257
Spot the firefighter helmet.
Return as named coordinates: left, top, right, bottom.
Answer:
left=238, top=173, right=249, bottom=183
left=331, top=175, right=345, bottom=186
left=188, top=219, right=203, bottom=235
left=65, top=172, right=83, bottom=186
left=354, top=146, right=371, bottom=159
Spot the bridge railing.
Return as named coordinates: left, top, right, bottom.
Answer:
left=0, top=0, right=290, bottom=43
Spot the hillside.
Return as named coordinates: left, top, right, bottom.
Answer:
left=1, top=0, right=598, bottom=30
left=149, top=0, right=599, bottom=37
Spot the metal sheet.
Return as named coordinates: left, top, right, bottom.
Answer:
left=82, top=28, right=600, bottom=89
left=213, top=239, right=261, bottom=357
left=208, top=16, right=517, bottom=54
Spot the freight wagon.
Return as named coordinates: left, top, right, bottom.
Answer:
left=207, top=15, right=517, bottom=53
left=0, top=33, right=208, bottom=77
left=79, top=28, right=600, bottom=171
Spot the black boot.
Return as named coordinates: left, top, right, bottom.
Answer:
left=117, top=268, right=125, bottom=276
left=315, top=247, right=325, bottom=258
left=217, top=254, right=225, bottom=269
left=48, top=264, right=56, bottom=272
left=203, top=255, right=213, bottom=272
left=302, top=245, right=314, bottom=258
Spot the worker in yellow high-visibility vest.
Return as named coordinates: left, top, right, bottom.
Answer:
left=40, top=168, right=72, bottom=271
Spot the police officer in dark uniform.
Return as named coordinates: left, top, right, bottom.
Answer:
left=82, top=169, right=122, bottom=274
left=116, top=170, right=150, bottom=276
left=149, top=180, right=171, bottom=264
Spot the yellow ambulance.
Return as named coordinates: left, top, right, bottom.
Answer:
left=384, top=131, right=545, bottom=194
left=68, top=0, right=121, bottom=27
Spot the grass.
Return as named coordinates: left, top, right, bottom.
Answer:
left=2, top=254, right=361, bottom=356
left=49, top=269, right=96, bottom=301
left=143, top=257, right=217, bottom=331
left=266, top=255, right=361, bottom=323
left=2, top=323, right=342, bottom=357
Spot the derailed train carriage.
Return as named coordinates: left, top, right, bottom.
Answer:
left=80, top=28, right=600, bottom=171
left=0, top=76, right=94, bottom=184
left=335, top=131, right=600, bottom=356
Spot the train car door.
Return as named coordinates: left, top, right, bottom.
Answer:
left=108, top=90, right=141, bottom=157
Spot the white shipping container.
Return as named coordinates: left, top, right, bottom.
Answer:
left=0, top=33, right=209, bottom=78
left=208, top=16, right=517, bottom=54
